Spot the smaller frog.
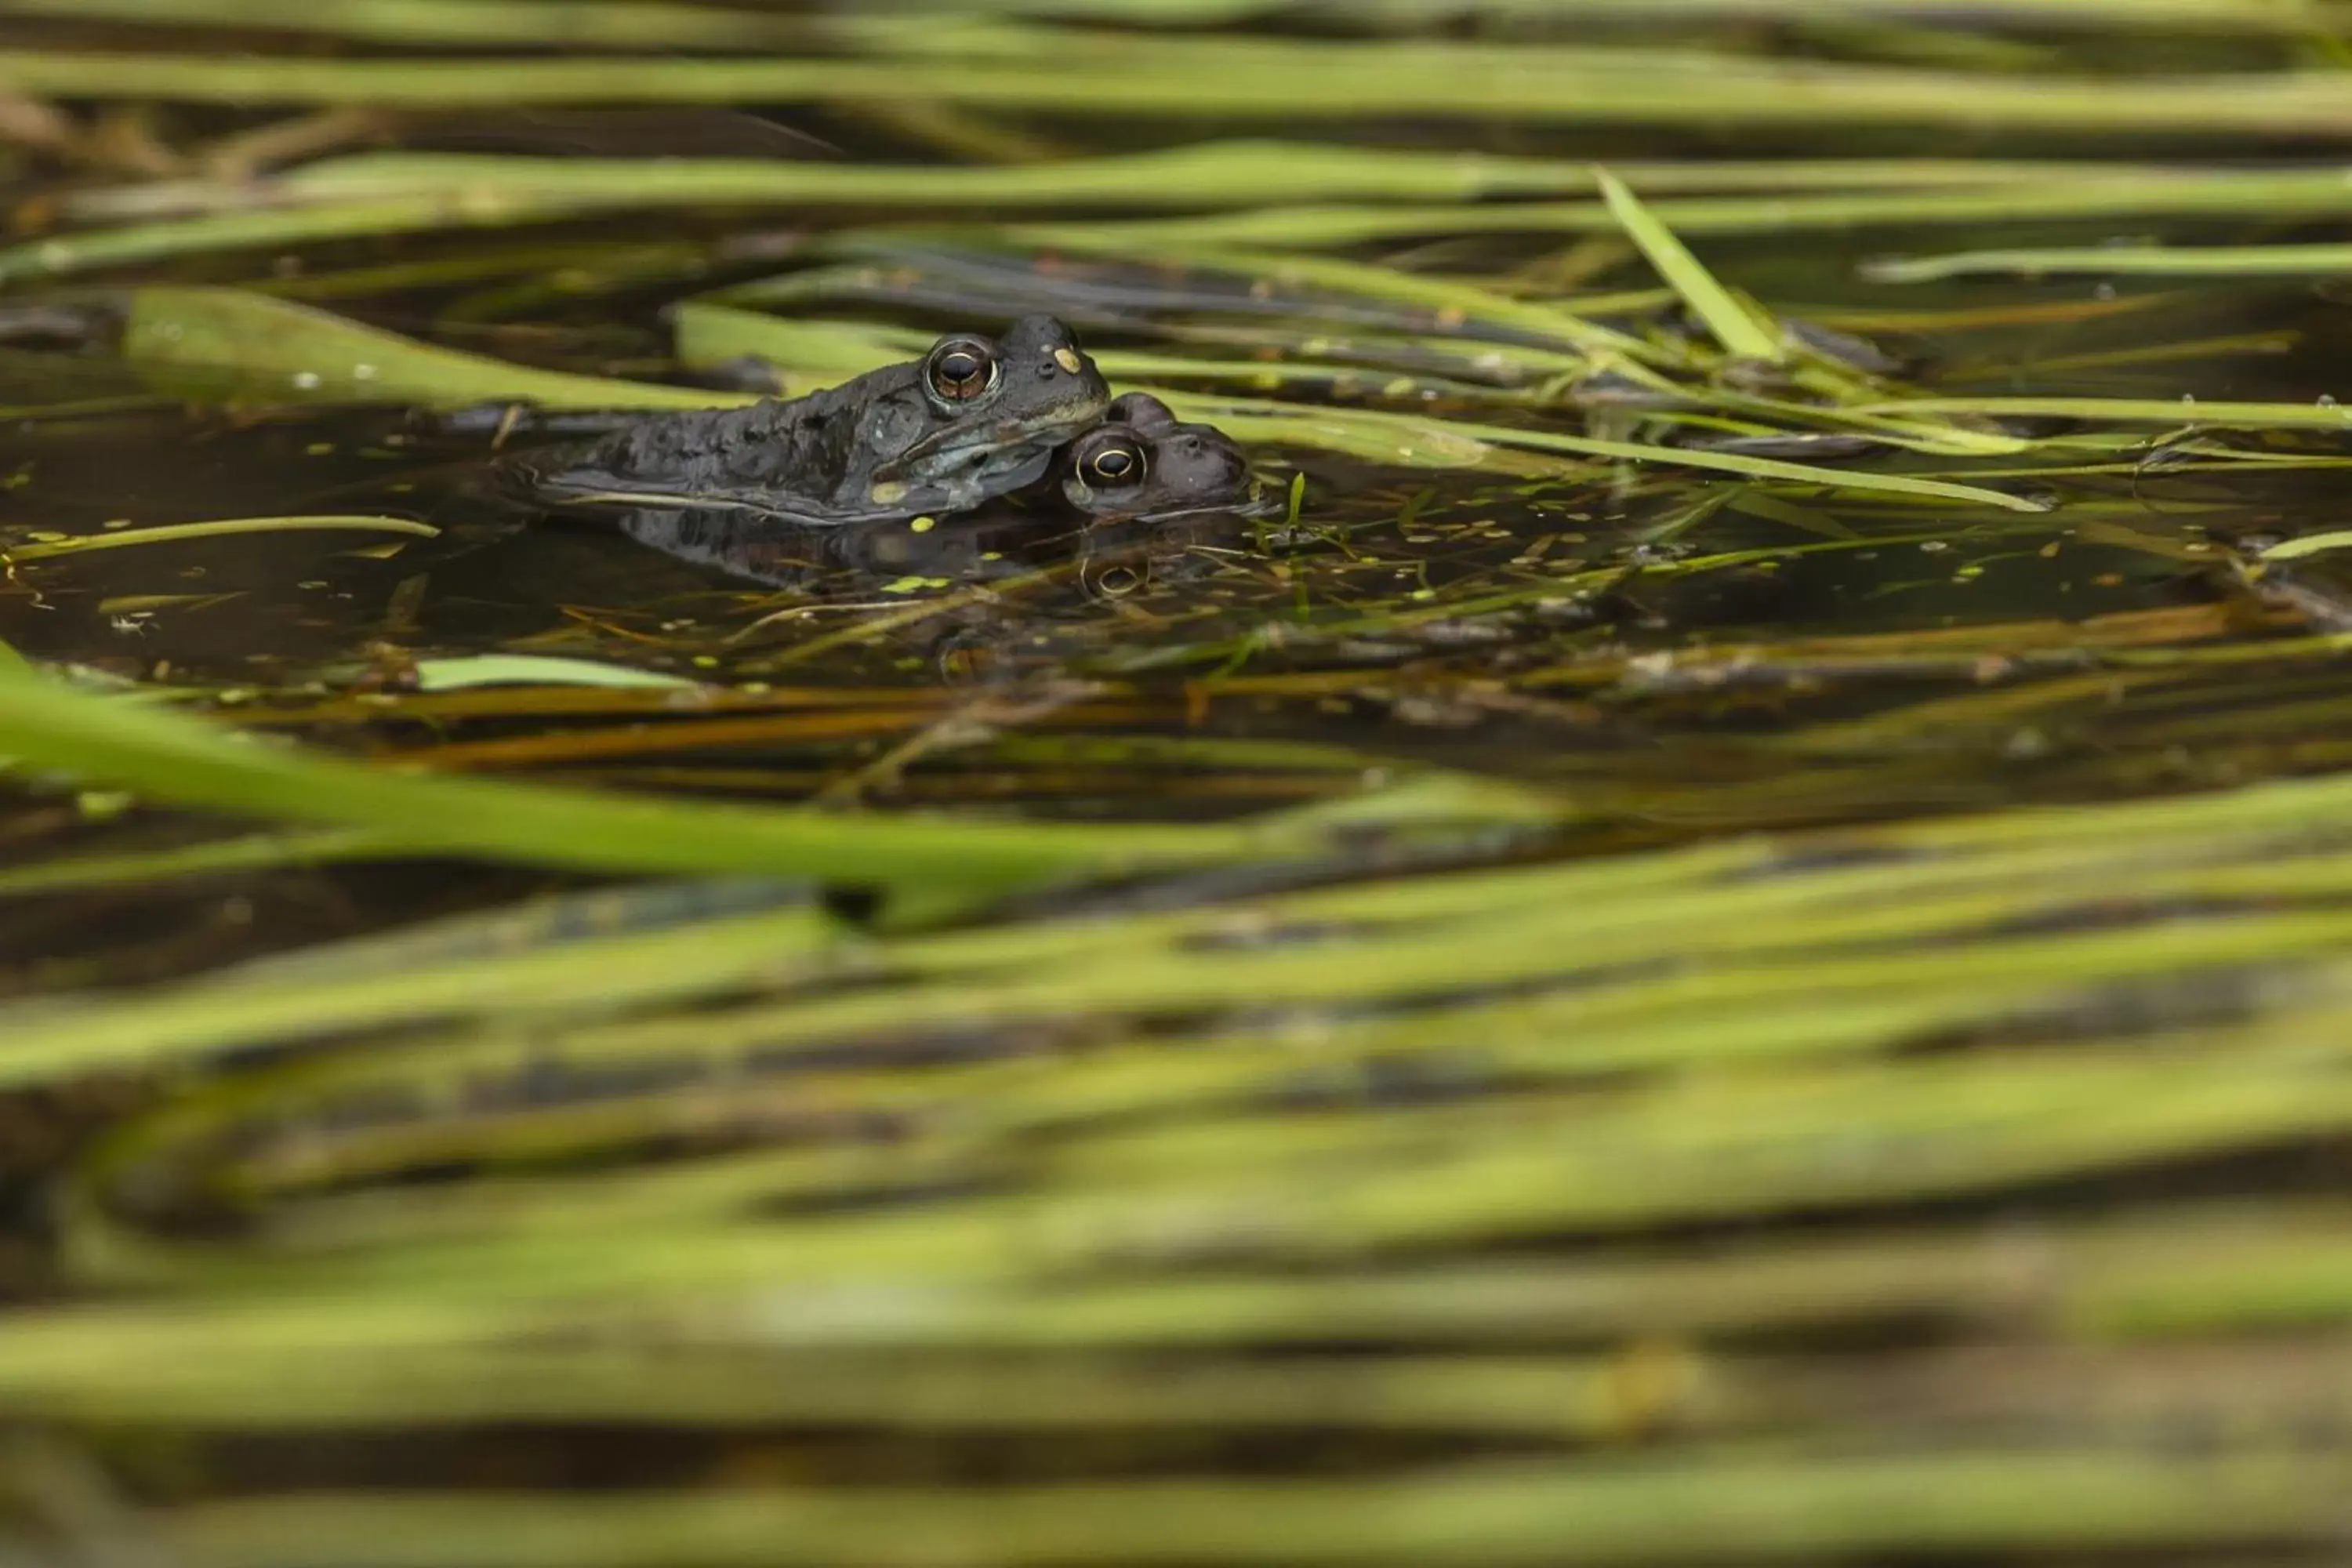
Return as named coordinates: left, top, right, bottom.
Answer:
left=521, top=315, right=1110, bottom=528
left=1051, top=393, right=1261, bottom=527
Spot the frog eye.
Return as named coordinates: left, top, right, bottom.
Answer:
left=925, top=339, right=1000, bottom=403
left=1080, top=434, right=1146, bottom=488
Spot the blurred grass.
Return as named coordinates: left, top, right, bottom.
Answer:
left=13, top=724, right=2352, bottom=1560
left=1, top=38, right=2348, bottom=136
left=124, top=1457, right=2352, bottom=1566
left=5, top=0, right=2352, bottom=1562
left=9, top=0, right=2352, bottom=38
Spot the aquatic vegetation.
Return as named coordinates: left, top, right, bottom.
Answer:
left=4, top=1, right=2352, bottom=1561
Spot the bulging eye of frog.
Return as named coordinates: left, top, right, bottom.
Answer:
left=1079, top=433, right=1148, bottom=488
left=925, top=338, right=1001, bottom=405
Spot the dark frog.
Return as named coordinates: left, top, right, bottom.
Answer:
left=615, top=390, right=1266, bottom=590
left=1051, top=394, right=1261, bottom=527
left=519, top=316, right=1110, bottom=527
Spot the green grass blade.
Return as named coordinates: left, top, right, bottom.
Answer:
left=1866, top=241, right=2352, bottom=282
left=0, top=658, right=1247, bottom=889
left=410, top=657, right=702, bottom=692
left=0, top=46, right=2345, bottom=140
left=1163, top=394, right=2051, bottom=511
left=122, top=284, right=720, bottom=408
left=6, top=516, right=438, bottom=558
left=120, top=285, right=740, bottom=410
left=0, top=0, right=803, bottom=48
left=1013, top=172, right=2352, bottom=249
left=0, top=197, right=584, bottom=289
left=2257, top=531, right=2352, bottom=563
left=1853, top=396, right=2352, bottom=431
left=0, top=828, right=402, bottom=900
left=1595, top=166, right=1783, bottom=363
left=59, top=149, right=2188, bottom=230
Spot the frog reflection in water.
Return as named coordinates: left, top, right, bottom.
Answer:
left=518, top=315, right=1110, bottom=528
left=614, top=393, right=1263, bottom=590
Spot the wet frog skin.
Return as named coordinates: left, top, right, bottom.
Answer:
left=1053, top=393, right=1258, bottom=527
left=520, top=315, right=1110, bottom=527
left=613, top=391, right=1264, bottom=590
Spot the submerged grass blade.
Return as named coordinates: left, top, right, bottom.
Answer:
left=1866, top=241, right=2352, bottom=282
left=409, top=656, right=703, bottom=692
left=122, top=285, right=739, bottom=410
left=1855, top=396, right=2352, bottom=431
left=5, top=515, right=437, bottom=559
left=1595, top=166, right=1782, bottom=363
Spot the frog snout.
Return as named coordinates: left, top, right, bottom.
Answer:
left=1191, top=437, right=1250, bottom=488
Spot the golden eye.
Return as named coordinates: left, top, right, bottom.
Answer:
left=926, top=339, right=998, bottom=402
left=1083, top=437, right=1145, bottom=486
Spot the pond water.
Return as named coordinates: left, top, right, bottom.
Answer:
left=4, top=217, right=2345, bottom=912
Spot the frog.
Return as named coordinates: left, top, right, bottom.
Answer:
left=514, top=314, right=1110, bottom=528
left=1051, top=393, right=1260, bottom=528
left=609, top=390, right=1266, bottom=590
